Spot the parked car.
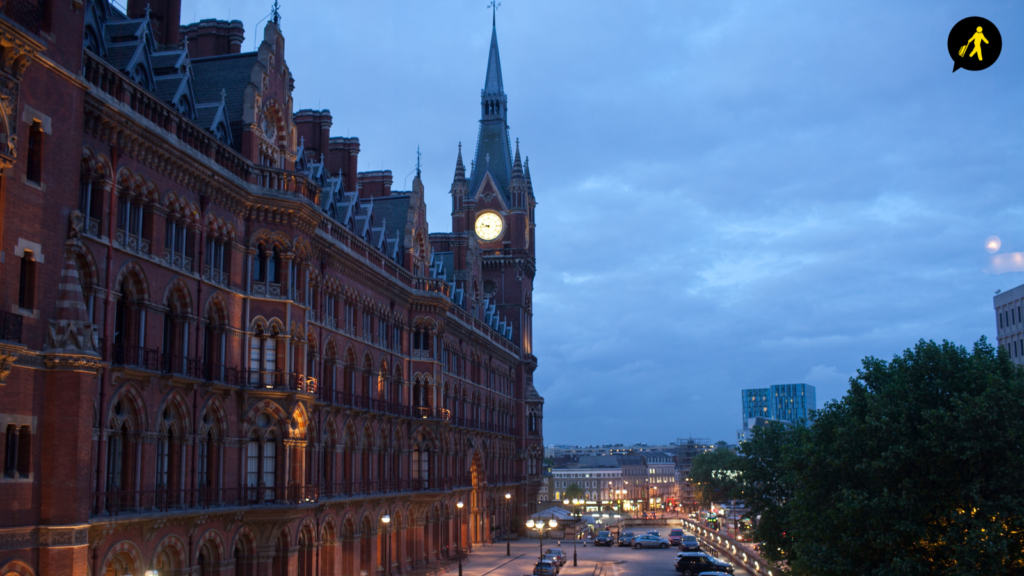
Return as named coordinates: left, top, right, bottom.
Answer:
left=533, top=560, right=558, bottom=576
left=595, top=531, right=615, bottom=546
left=669, top=528, right=684, bottom=545
left=632, top=534, right=671, bottom=549
left=545, top=549, right=566, bottom=566
left=674, top=551, right=734, bottom=575
left=618, top=531, right=636, bottom=546
left=647, top=530, right=661, bottom=537
left=542, top=554, right=561, bottom=573
left=679, top=535, right=701, bottom=551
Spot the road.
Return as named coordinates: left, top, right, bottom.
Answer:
left=457, top=525, right=754, bottom=576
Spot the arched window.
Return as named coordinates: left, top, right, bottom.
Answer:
left=253, top=243, right=267, bottom=282
left=269, top=246, right=281, bottom=283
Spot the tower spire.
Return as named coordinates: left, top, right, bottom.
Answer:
left=470, top=13, right=513, bottom=203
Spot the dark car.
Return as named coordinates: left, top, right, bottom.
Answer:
left=618, top=531, right=636, bottom=546
left=674, top=552, right=734, bottom=575
left=647, top=530, right=661, bottom=538
left=679, top=535, right=700, bottom=551
left=669, top=528, right=684, bottom=545
left=533, top=560, right=557, bottom=576
left=595, top=531, right=615, bottom=546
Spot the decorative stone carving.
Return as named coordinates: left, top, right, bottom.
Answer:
left=69, top=209, right=85, bottom=239
left=0, top=528, right=35, bottom=551
left=0, top=351, right=17, bottom=386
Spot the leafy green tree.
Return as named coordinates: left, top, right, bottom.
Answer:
left=690, top=445, right=744, bottom=508
left=742, top=338, right=1024, bottom=576
left=563, top=483, right=584, bottom=502
left=739, top=419, right=807, bottom=564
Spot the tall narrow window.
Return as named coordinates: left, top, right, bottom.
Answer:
left=18, top=250, right=35, bottom=310
left=253, top=244, right=266, bottom=282
left=156, top=430, right=170, bottom=487
left=26, top=120, right=42, bottom=183
left=263, top=436, right=276, bottom=500
left=246, top=435, right=259, bottom=488
left=197, top=433, right=210, bottom=487
left=269, top=247, right=280, bottom=283
left=3, top=425, right=16, bottom=477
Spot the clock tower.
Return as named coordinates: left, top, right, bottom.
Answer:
left=447, top=13, right=536, bottom=356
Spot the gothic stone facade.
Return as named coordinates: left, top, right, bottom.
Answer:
left=0, top=1, right=544, bottom=575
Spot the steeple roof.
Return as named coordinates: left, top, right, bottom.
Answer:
left=483, top=22, right=503, bottom=96
left=469, top=19, right=513, bottom=204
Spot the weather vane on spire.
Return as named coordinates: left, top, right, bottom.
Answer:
left=271, top=0, right=281, bottom=25
left=416, top=146, right=422, bottom=178
left=488, top=1, right=500, bottom=25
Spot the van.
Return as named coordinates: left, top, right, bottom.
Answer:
left=669, top=528, right=684, bottom=545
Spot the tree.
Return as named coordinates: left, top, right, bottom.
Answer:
left=563, top=483, right=584, bottom=502
left=742, top=338, right=1024, bottom=576
left=690, top=445, right=743, bottom=509
left=739, top=419, right=807, bottom=565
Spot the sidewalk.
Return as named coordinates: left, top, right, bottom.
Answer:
left=452, top=539, right=602, bottom=576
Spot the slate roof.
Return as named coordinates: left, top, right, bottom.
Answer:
left=577, top=456, right=622, bottom=468
left=191, top=53, right=259, bottom=149
left=615, top=455, right=644, bottom=467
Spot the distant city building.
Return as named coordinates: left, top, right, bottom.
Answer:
left=995, top=285, right=1024, bottom=365
left=642, top=451, right=677, bottom=506
left=551, top=456, right=623, bottom=503
left=546, top=442, right=680, bottom=458
left=740, top=383, right=816, bottom=440
left=672, top=438, right=713, bottom=510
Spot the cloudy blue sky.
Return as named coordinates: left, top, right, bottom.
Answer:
left=178, top=0, right=1024, bottom=445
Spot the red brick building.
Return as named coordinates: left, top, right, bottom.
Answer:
left=0, top=1, right=544, bottom=574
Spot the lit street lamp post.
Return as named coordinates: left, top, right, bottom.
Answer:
left=505, top=492, right=512, bottom=556
left=382, top=513, right=391, bottom=576
left=563, top=498, right=580, bottom=566
left=457, top=501, right=464, bottom=576
left=525, top=518, right=558, bottom=561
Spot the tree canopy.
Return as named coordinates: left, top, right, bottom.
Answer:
left=741, top=338, right=1024, bottom=576
left=690, top=445, right=744, bottom=508
left=563, top=483, right=584, bottom=502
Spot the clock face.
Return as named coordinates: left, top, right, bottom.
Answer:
left=475, top=212, right=504, bottom=241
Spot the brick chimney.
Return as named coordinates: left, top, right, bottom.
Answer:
left=128, top=0, right=181, bottom=47
left=357, top=171, right=393, bottom=199
left=293, top=109, right=333, bottom=163
left=329, top=137, right=360, bottom=192
left=181, top=19, right=245, bottom=58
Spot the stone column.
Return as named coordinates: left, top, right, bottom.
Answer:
left=38, top=242, right=105, bottom=576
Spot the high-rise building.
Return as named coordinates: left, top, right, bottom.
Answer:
left=740, top=384, right=816, bottom=439
left=994, top=284, right=1024, bottom=365
left=0, top=3, right=543, bottom=575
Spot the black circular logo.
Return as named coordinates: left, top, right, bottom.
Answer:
left=948, top=17, right=1002, bottom=72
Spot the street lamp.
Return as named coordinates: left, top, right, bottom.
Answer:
left=505, top=492, right=512, bottom=556
left=457, top=501, right=464, bottom=576
left=525, top=517, right=558, bottom=561
left=381, top=513, right=391, bottom=576
left=563, top=498, right=579, bottom=566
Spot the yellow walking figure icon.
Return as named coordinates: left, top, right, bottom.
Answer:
left=948, top=17, right=1001, bottom=72
left=961, top=26, right=989, bottom=61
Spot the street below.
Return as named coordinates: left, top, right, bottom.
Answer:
left=457, top=525, right=754, bottom=576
